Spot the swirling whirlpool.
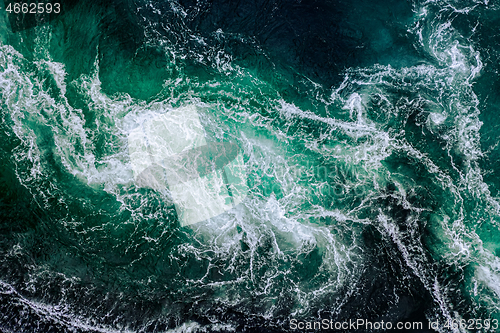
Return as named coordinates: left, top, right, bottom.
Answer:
left=1, top=0, right=500, bottom=332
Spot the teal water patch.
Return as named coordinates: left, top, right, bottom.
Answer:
left=1, top=0, right=500, bottom=332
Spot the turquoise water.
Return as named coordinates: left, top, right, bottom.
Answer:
left=1, top=0, right=500, bottom=332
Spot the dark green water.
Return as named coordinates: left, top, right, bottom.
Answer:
left=1, top=0, right=500, bottom=332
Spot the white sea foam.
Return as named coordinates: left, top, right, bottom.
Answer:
left=1, top=0, right=500, bottom=329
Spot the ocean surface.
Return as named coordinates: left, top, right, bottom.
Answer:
left=1, top=0, right=500, bottom=332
